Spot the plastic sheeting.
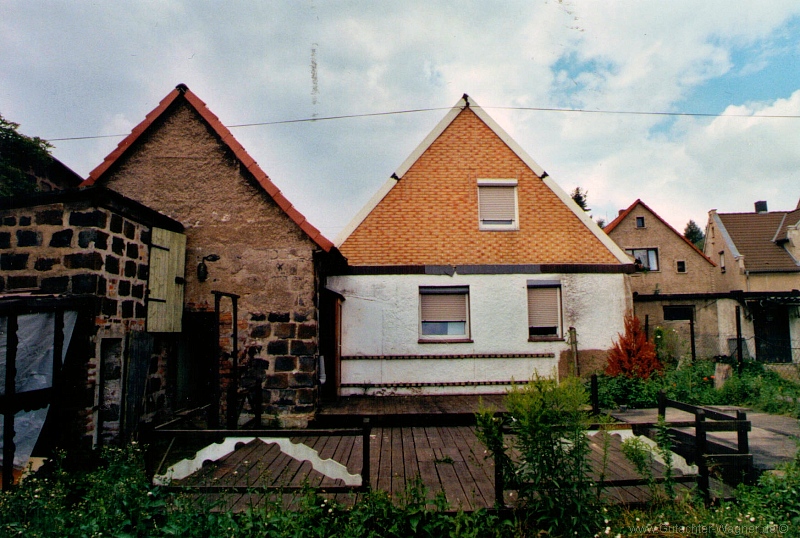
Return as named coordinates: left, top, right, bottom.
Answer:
left=0, top=311, right=77, bottom=468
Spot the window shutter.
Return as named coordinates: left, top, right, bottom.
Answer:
left=146, top=228, right=186, bottom=333
left=528, top=287, right=559, bottom=328
left=479, top=186, right=516, bottom=222
left=420, top=294, right=467, bottom=322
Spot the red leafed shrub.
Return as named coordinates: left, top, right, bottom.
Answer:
left=606, top=315, right=663, bottom=379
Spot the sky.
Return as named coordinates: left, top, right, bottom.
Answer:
left=2, top=1, right=800, bottom=241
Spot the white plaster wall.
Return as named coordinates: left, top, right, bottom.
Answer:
left=715, top=298, right=756, bottom=358
left=327, top=272, right=628, bottom=392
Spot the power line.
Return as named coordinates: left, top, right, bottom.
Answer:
left=47, top=104, right=800, bottom=142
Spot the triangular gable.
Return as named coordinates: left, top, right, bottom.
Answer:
left=606, top=199, right=716, bottom=266
left=336, top=94, right=630, bottom=265
left=81, top=84, right=333, bottom=252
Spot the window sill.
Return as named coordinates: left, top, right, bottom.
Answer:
left=528, top=336, right=565, bottom=342
left=419, top=338, right=474, bottom=344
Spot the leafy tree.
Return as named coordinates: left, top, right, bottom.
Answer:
left=0, top=113, right=52, bottom=197
left=684, top=219, right=705, bottom=250
left=570, top=186, right=590, bottom=212
left=595, top=217, right=606, bottom=229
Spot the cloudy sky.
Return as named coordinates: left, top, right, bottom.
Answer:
left=2, top=1, right=800, bottom=240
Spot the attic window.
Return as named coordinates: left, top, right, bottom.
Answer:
left=676, top=260, right=687, bottom=273
left=419, top=286, right=470, bottom=342
left=635, top=216, right=645, bottom=228
left=478, top=179, right=518, bottom=230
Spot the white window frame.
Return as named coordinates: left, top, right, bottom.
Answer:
left=626, top=248, right=660, bottom=272
left=478, top=179, right=519, bottom=231
left=419, top=286, right=470, bottom=342
left=527, top=281, right=562, bottom=340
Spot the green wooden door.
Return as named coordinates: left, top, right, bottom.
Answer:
left=146, top=228, right=186, bottom=333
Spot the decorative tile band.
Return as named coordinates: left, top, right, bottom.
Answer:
left=340, top=380, right=520, bottom=388
left=341, top=353, right=555, bottom=361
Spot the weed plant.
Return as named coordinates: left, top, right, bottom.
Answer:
left=477, top=375, right=602, bottom=537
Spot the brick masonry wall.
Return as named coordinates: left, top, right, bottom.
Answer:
left=340, top=107, right=621, bottom=266
left=97, top=100, right=321, bottom=422
left=0, top=200, right=171, bottom=443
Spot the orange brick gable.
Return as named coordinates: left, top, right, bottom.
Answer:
left=340, top=106, right=621, bottom=266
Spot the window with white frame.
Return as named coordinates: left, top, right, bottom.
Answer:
left=626, top=248, right=659, bottom=271
left=478, top=179, right=518, bottom=230
left=527, top=281, right=562, bottom=338
left=419, top=286, right=470, bottom=340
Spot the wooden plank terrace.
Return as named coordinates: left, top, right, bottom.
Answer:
left=168, top=425, right=721, bottom=512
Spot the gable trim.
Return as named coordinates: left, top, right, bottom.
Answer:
left=80, top=84, right=333, bottom=252
left=336, top=94, right=632, bottom=263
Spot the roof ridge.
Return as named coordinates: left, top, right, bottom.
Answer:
left=335, top=94, right=631, bottom=264
left=79, top=84, right=333, bottom=252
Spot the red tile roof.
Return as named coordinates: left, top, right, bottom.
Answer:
left=605, top=199, right=716, bottom=266
left=80, top=84, right=333, bottom=252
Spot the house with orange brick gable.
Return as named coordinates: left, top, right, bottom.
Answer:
left=326, top=95, right=634, bottom=396
left=79, top=84, right=341, bottom=428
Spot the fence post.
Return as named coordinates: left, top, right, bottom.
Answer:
left=657, top=389, right=666, bottom=420
left=494, top=421, right=505, bottom=507
left=737, top=410, right=750, bottom=482
left=569, top=327, right=579, bottom=376
left=361, top=418, right=371, bottom=491
left=591, top=374, right=599, bottom=415
left=695, top=409, right=710, bottom=504
left=2, top=315, right=18, bottom=491
left=735, top=306, right=744, bottom=375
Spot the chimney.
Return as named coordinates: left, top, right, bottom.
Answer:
left=618, top=209, right=625, bottom=216
left=755, top=200, right=768, bottom=213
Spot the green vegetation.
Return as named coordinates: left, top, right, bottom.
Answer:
left=0, top=113, right=52, bottom=197
left=477, top=375, right=601, bottom=537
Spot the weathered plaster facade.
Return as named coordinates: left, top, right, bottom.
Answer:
left=606, top=200, right=717, bottom=296
left=327, top=272, right=629, bottom=395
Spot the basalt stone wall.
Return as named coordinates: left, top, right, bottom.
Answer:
left=0, top=199, right=175, bottom=443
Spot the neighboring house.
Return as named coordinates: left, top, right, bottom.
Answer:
left=705, top=201, right=800, bottom=363
left=326, top=95, right=633, bottom=396
left=80, top=84, right=339, bottom=426
left=0, top=187, right=184, bottom=481
left=605, top=199, right=730, bottom=360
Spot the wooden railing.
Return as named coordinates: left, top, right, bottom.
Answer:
left=492, top=391, right=753, bottom=506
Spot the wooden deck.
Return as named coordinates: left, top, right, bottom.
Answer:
left=169, top=425, right=723, bottom=512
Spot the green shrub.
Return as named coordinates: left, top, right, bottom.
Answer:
left=478, top=375, right=603, bottom=537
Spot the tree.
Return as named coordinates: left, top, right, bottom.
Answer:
left=606, top=315, right=662, bottom=379
left=683, top=219, right=705, bottom=250
left=0, top=114, right=52, bottom=197
left=570, top=187, right=590, bottom=212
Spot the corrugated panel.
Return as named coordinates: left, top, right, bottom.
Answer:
left=146, top=228, right=186, bottom=333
